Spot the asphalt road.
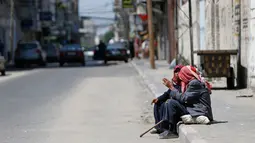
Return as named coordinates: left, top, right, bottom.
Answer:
left=0, top=61, right=179, bottom=143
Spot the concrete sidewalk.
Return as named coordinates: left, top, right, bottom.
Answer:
left=131, top=59, right=255, bottom=143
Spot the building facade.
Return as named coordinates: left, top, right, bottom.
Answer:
left=79, top=17, right=96, bottom=47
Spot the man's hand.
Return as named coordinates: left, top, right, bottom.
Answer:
left=151, top=98, right=158, bottom=105
left=162, top=78, right=174, bottom=89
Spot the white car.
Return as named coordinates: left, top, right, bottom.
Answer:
left=14, top=41, right=47, bottom=67
left=84, top=46, right=97, bottom=61
left=0, top=55, right=5, bottom=75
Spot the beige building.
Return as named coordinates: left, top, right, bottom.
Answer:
left=179, top=0, right=252, bottom=88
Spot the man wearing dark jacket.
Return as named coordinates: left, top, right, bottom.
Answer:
left=157, top=66, right=213, bottom=139
left=150, top=65, right=184, bottom=134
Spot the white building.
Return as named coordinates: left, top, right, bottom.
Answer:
left=189, top=0, right=255, bottom=88
left=178, top=0, right=201, bottom=65
left=179, top=0, right=252, bottom=88
left=79, top=17, right=96, bottom=47
left=0, top=0, right=23, bottom=60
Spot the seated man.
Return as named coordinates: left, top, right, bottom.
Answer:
left=150, top=65, right=184, bottom=134
left=158, top=65, right=213, bottom=139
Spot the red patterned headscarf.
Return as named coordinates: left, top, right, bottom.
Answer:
left=178, top=66, right=212, bottom=93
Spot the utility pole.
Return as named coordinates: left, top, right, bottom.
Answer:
left=9, top=0, right=14, bottom=63
left=188, top=0, right=194, bottom=66
left=167, top=0, right=175, bottom=64
left=146, top=0, right=155, bottom=69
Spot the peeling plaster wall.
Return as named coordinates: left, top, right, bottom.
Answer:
left=178, top=0, right=200, bottom=65
left=248, top=0, right=255, bottom=88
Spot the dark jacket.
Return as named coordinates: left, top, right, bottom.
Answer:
left=98, top=42, right=106, bottom=52
left=157, top=85, right=181, bottom=103
left=98, top=42, right=106, bottom=59
left=170, top=79, right=214, bottom=121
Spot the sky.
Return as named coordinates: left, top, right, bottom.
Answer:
left=78, top=0, right=115, bottom=36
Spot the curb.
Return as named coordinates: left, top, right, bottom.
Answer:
left=179, top=125, right=207, bottom=143
left=130, top=61, right=161, bottom=97
left=130, top=60, right=208, bottom=143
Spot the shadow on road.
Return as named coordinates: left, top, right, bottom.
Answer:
left=5, top=65, right=36, bottom=72
left=4, top=61, right=123, bottom=73
left=212, top=87, right=241, bottom=91
left=0, top=73, right=12, bottom=77
left=41, top=61, right=119, bottom=69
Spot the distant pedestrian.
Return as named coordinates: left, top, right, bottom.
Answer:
left=98, top=40, right=106, bottom=60
left=142, top=39, right=149, bottom=58
left=134, top=37, right=141, bottom=59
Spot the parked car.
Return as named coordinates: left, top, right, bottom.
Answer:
left=14, top=41, right=47, bottom=67
left=85, top=46, right=97, bottom=61
left=104, top=42, right=129, bottom=64
left=42, top=44, right=59, bottom=63
left=0, top=55, right=5, bottom=75
left=59, top=44, right=85, bottom=66
left=121, top=41, right=131, bottom=58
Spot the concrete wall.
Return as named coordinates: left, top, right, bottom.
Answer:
left=202, top=0, right=252, bottom=87
left=203, top=0, right=237, bottom=85
left=176, top=0, right=255, bottom=88
left=178, top=0, right=200, bottom=65
left=200, top=1, right=205, bottom=50
left=80, top=19, right=96, bottom=46
left=248, top=0, right=255, bottom=88
left=0, top=2, right=23, bottom=59
left=0, top=3, right=10, bottom=57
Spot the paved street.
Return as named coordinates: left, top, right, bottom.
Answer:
left=0, top=61, right=179, bottom=143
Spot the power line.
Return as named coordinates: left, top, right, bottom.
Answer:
left=79, top=11, right=114, bottom=14
left=80, top=16, right=115, bottom=21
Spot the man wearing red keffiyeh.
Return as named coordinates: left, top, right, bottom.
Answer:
left=178, top=65, right=212, bottom=94
left=157, top=65, right=213, bottom=139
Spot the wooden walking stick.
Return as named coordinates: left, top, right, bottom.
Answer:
left=140, top=120, right=164, bottom=138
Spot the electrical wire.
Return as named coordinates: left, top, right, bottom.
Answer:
left=79, top=11, right=114, bottom=14
left=80, top=16, right=115, bottom=21
left=176, top=3, right=190, bottom=20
